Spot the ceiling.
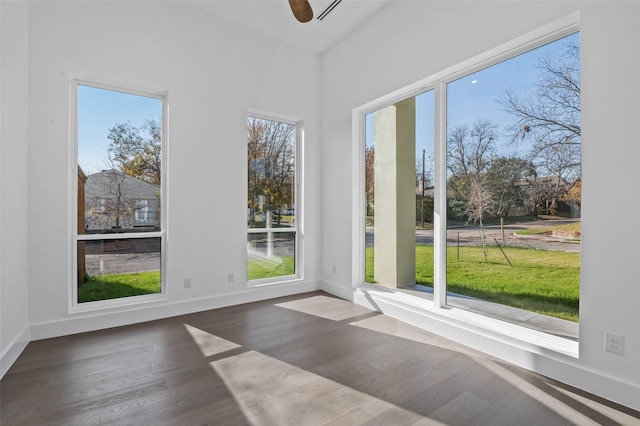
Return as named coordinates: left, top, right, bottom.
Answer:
left=186, top=0, right=394, bottom=53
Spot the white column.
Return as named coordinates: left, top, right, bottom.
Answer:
left=373, top=98, right=416, bottom=288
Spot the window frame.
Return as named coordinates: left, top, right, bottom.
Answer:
left=352, top=13, right=580, bottom=352
left=69, top=78, right=168, bottom=312
left=246, top=110, right=303, bottom=287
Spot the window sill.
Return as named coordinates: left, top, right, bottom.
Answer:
left=248, top=275, right=302, bottom=288
left=69, top=292, right=167, bottom=314
left=355, top=283, right=579, bottom=359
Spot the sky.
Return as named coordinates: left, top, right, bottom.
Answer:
left=366, top=32, right=579, bottom=178
left=78, top=33, right=577, bottom=178
left=78, top=85, right=162, bottom=175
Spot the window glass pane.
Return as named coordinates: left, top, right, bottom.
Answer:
left=247, top=232, right=296, bottom=280
left=247, top=116, right=296, bottom=230
left=76, top=83, right=164, bottom=306
left=247, top=115, right=298, bottom=283
left=78, top=85, right=162, bottom=234
left=445, top=33, right=580, bottom=336
left=364, top=91, right=434, bottom=297
left=77, top=237, right=161, bottom=303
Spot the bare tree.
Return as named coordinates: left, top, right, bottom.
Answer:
left=447, top=119, right=498, bottom=203
left=247, top=117, right=296, bottom=224
left=365, top=145, right=375, bottom=216
left=524, top=175, right=567, bottom=216
left=500, top=35, right=581, bottom=190
left=86, top=169, right=137, bottom=232
left=447, top=120, right=499, bottom=256
left=465, top=177, right=495, bottom=261
left=537, top=142, right=580, bottom=214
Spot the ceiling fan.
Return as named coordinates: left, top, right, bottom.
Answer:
left=289, top=0, right=342, bottom=23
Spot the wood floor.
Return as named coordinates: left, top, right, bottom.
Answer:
left=2, top=292, right=639, bottom=425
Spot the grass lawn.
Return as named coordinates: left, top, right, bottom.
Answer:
left=78, top=271, right=161, bottom=303
left=366, top=245, right=580, bottom=322
left=248, top=256, right=295, bottom=280
left=80, top=256, right=297, bottom=302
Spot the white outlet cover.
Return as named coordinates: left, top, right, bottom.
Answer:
left=604, top=331, right=624, bottom=355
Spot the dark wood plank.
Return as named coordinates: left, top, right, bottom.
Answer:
left=2, top=291, right=639, bottom=425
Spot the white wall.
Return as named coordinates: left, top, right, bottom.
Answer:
left=1, top=1, right=30, bottom=377
left=321, top=1, right=640, bottom=411
left=6, top=0, right=640, bottom=412
left=25, top=1, right=321, bottom=338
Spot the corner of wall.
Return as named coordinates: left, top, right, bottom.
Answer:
left=320, top=280, right=355, bottom=302
left=0, top=325, right=30, bottom=379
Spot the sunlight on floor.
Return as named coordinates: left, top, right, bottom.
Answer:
left=210, top=350, right=447, bottom=425
left=181, top=296, right=625, bottom=425
left=183, top=323, right=241, bottom=357
left=350, top=314, right=477, bottom=356
left=275, top=295, right=375, bottom=321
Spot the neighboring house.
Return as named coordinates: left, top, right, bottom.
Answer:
left=84, top=169, right=160, bottom=232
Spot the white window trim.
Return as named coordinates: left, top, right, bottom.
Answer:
left=246, top=109, right=303, bottom=287
left=69, top=77, right=168, bottom=313
left=352, top=12, right=580, bottom=356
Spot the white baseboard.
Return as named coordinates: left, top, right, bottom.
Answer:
left=320, top=280, right=640, bottom=413
left=1, top=325, right=30, bottom=379
left=30, top=280, right=321, bottom=341
left=319, top=279, right=354, bottom=301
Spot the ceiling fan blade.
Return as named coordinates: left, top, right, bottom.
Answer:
left=289, top=0, right=313, bottom=23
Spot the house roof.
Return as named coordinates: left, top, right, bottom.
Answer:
left=86, top=169, right=160, bottom=199
left=87, top=169, right=160, bottom=191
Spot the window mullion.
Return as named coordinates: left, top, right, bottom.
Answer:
left=433, top=82, right=447, bottom=308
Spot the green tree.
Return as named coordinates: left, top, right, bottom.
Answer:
left=416, top=195, right=434, bottom=224
left=485, top=156, right=536, bottom=217
left=447, top=198, right=467, bottom=222
left=107, top=119, right=161, bottom=185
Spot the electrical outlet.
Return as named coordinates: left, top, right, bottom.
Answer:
left=604, top=332, right=624, bottom=355
left=184, top=277, right=192, bottom=289
left=332, top=265, right=337, bottom=274
left=227, top=273, right=235, bottom=283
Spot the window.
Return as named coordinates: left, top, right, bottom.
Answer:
left=73, top=81, right=166, bottom=308
left=134, top=200, right=156, bottom=227
left=445, top=33, right=580, bottom=333
left=361, top=28, right=580, bottom=338
left=247, top=114, right=300, bottom=284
